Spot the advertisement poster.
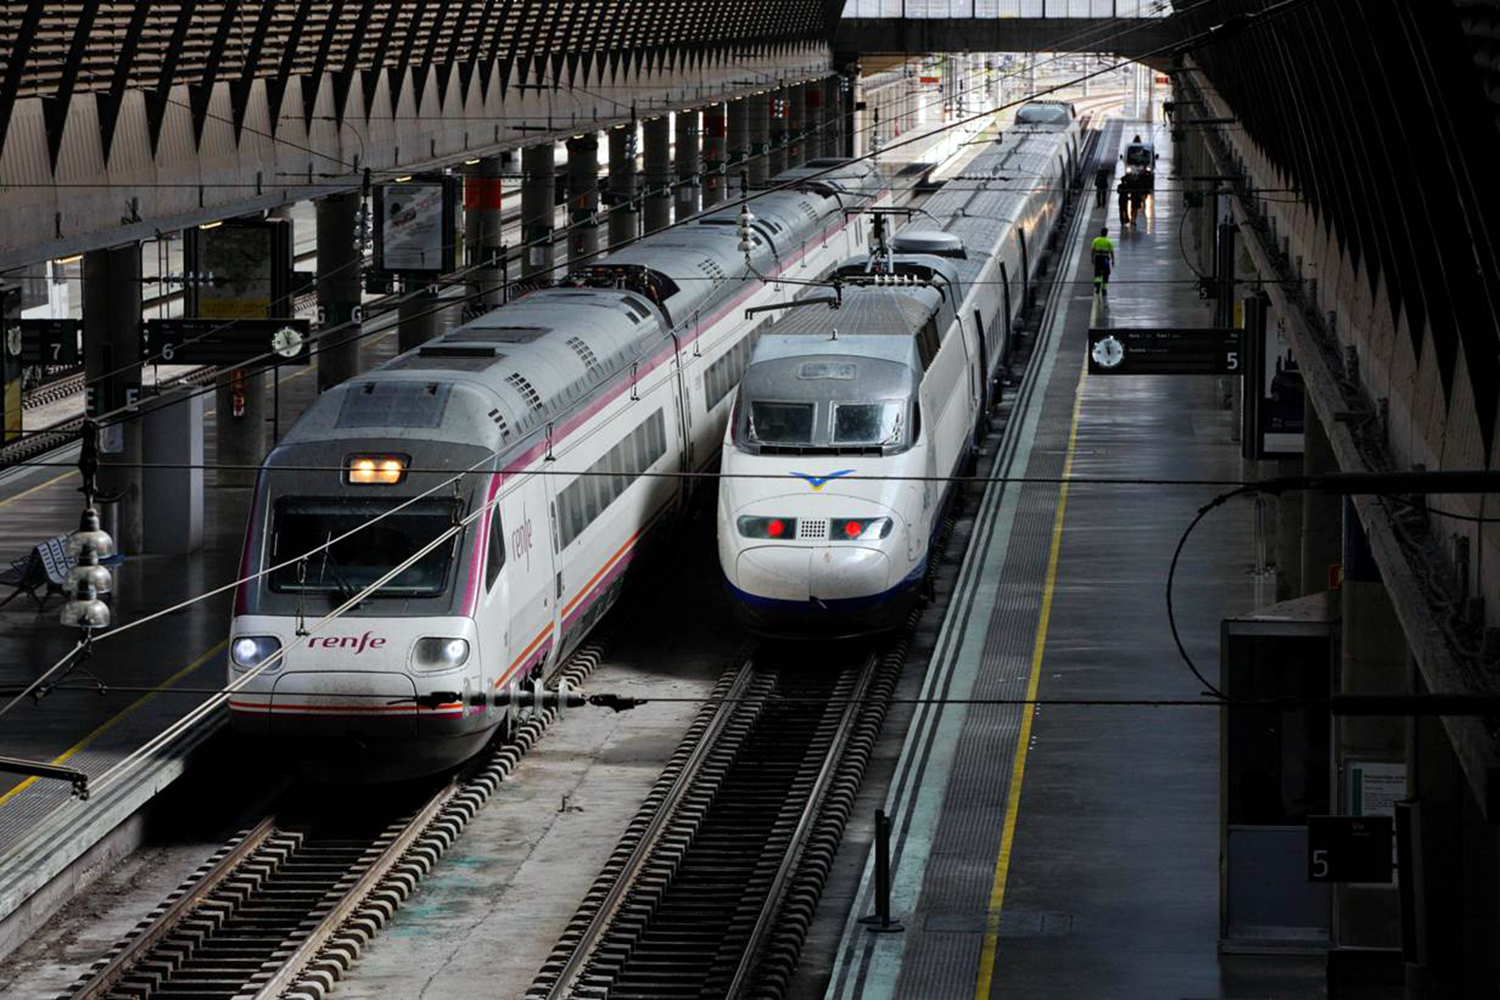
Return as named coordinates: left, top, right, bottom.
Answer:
left=378, top=182, right=448, bottom=273
left=1259, top=318, right=1305, bottom=455
left=198, top=225, right=274, bottom=319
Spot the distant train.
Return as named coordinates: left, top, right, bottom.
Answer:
left=227, top=158, right=887, bottom=780
left=716, top=107, right=1082, bottom=637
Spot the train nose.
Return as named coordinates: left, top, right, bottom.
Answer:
left=268, top=671, right=419, bottom=738
left=736, top=545, right=893, bottom=603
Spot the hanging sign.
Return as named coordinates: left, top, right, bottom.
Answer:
left=1087, top=327, right=1243, bottom=376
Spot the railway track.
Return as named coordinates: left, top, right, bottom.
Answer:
left=56, top=635, right=609, bottom=1000
left=527, top=640, right=906, bottom=1000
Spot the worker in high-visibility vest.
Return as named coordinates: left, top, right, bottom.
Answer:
left=1091, top=227, right=1116, bottom=297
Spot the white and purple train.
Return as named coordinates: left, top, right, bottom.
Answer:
left=228, top=158, right=887, bottom=779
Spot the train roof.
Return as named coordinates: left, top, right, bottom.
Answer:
left=749, top=331, right=919, bottom=371
left=768, top=284, right=942, bottom=340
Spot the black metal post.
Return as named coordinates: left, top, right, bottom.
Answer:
left=859, top=808, right=904, bottom=933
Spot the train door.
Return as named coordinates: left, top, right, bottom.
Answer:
left=1019, top=227, right=1031, bottom=312
left=497, top=471, right=556, bottom=688
left=973, top=310, right=990, bottom=415
left=999, top=261, right=1013, bottom=359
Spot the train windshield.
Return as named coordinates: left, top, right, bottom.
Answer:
left=833, top=402, right=905, bottom=446
left=1016, top=103, right=1070, bottom=125
left=747, top=402, right=816, bottom=446
left=267, top=497, right=460, bottom=598
left=1125, top=145, right=1153, bottom=166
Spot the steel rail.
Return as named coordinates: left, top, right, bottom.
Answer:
left=724, top=652, right=880, bottom=999
left=66, top=815, right=280, bottom=1000
left=245, top=782, right=459, bottom=999
left=543, top=661, right=761, bottom=1000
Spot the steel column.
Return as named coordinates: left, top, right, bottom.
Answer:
left=727, top=98, right=749, bottom=196
left=521, top=141, right=555, bottom=279
left=747, top=92, right=770, bottom=188
left=803, top=83, right=824, bottom=166
left=465, top=154, right=505, bottom=310
left=767, top=86, right=787, bottom=177
left=702, top=103, right=727, bottom=210
left=642, top=116, right=672, bottom=234
left=316, top=191, right=362, bottom=390
left=674, top=109, right=701, bottom=219
left=567, top=133, right=601, bottom=263
left=397, top=286, right=441, bottom=353
left=607, top=125, right=639, bottom=249
left=80, top=248, right=149, bottom=536
left=786, top=85, right=806, bottom=169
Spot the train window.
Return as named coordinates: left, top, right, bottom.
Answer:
left=555, top=410, right=667, bottom=549
left=916, top=319, right=941, bottom=371
left=486, top=504, right=505, bottom=590
left=833, top=402, right=905, bottom=447
left=269, top=498, right=459, bottom=598
left=747, top=402, right=815, bottom=446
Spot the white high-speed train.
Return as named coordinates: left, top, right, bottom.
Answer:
left=227, top=158, right=887, bottom=780
left=717, top=104, right=1082, bottom=637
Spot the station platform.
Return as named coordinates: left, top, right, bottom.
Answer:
left=0, top=306, right=425, bottom=951
left=813, top=125, right=1324, bottom=998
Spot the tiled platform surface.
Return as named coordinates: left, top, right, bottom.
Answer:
left=816, top=124, right=1324, bottom=1000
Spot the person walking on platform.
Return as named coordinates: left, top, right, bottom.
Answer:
left=1091, top=226, right=1115, bottom=296
left=1117, top=180, right=1131, bottom=226
left=1094, top=167, right=1111, bottom=208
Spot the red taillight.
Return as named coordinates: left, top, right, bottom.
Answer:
left=767, top=519, right=786, bottom=538
left=843, top=519, right=863, bottom=538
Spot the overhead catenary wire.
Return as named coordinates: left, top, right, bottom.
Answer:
left=0, top=4, right=1302, bottom=775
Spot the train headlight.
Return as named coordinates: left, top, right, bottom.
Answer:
left=231, top=636, right=283, bottom=672
left=832, top=517, right=894, bottom=541
left=737, top=516, right=798, bottom=539
left=347, top=453, right=408, bottom=485
left=413, top=637, right=470, bottom=671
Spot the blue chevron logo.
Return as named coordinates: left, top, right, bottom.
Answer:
left=790, top=470, right=856, bottom=491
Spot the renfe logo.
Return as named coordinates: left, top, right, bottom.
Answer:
left=308, top=631, right=387, bottom=654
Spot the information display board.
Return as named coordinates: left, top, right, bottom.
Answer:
left=20, top=318, right=81, bottom=366
left=1087, top=327, right=1243, bottom=376
left=374, top=175, right=460, bottom=275
left=142, top=318, right=310, bottom=366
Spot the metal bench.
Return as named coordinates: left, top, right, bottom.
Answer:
left=0, top=534, right=75, bottom=611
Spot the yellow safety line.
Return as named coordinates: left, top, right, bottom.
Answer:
left=973, top=361, right=1087, bottom=999
left=0, top=638, right=227, bottom=810
left=0, top=469, right=76, bottom=508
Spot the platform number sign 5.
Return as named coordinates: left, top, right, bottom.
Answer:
left=1307, top=815, right=1394, bottom=883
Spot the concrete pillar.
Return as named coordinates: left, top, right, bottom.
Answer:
left=607, top=125, right=639, bottom=249
left=727, top=98, right=750, bottom=196
left=1301, top=400, right=1343, bottom=595
left=786, top=85, right=806, bottom=169
left=674, top=109, right=701, bottom=218
left=824, top=76, right=843, bottom=158
left=804, top=83, right=824, bottom=165
left=642, top=116, right=672, bottom=234
left=315, top=192, right=362, bottom=391
left=397, top=287, right=440, bottom=353
left=521, top=142, right=555, bottom=279
left=566, top=133, right=601, bottom=264
left=465, top=154, right=505, bottom=310
left=141, top=389, right=204, bottom=554
left=702, top=103, right=727, bottom=210
left=768, top=87, right=788, bottom=177
left=82, top=244, right=145, bottom=548
left=1334, top=500, right=1406, bottom=951
left=747, top=92, right=770, bottom=188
